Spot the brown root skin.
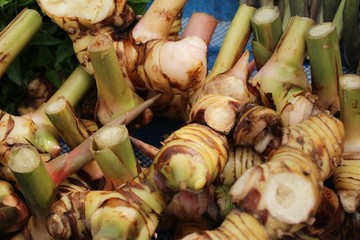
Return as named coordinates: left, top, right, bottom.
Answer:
left=0, top=180, right=30, bottom=233
left=165, top=187, right=212, bottom=221
left=39, top=0, right=206, bottom=96
left=150, top=123, right=229, bottom=192
left=17, top=76, right=56, bottom=115
left=232, top=103, right=282, bottom=154
left=189, top=94, right=242, bottom=135
left=147, top=93, right=190, bottom=122
left=332, top=158, right=360, bottom=213
left=37, top=0, right=133, bottom=30
left=146, top=11, right=218, bottom=121
left=173, top=216, right=215, bottom=240
left=278, top=87, right=323, bottom=127
left=303, top=186, right=345, bottom=238
left=281, top=112, right=345, bottom=181
left=191, top=50, right=256, bottom=108
left=218, top=145, right=265, bottom=187
left=47, top=172, right=167, bottom=240
left=230, top=146, right=322, bottom=239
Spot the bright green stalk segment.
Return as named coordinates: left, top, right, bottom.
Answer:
left=274, top=16, right=314, bottom=69
left=45, top=94, right=160, bottom=186
left=0, top=9, right=42, bottom=78
left=251, top=40, right=273, bottom=69
left=251, top=5, right=283, bottom=52
left=25, top=65, right=94, bottom=140
left=205, top=4, right=256, bottom=83
left=250, top=16, right=314, bottom=108
left=306, top=22, right=342, bottom=113
left=9, top=145, right=57, bottom=239
left=8, top=145, right=57, bottom=218
left=31, top=126, right=61, bottom=158
left=92, top=125, right=140, bottom=188
left=339, top=74, right=360, bottom=153
left=213, top=185, right=233, bottom=220
left=251, top=5, right=283, bottom=69
left=332, top=0, right=346, bottom=38
left=47, top=66, right=94, bottom=108
left=88, top=34, right=142, bottom=124
left=44, top=97, right=90, bottom=149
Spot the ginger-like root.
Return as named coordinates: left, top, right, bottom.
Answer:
left=230, top=146, right=323, bottom=239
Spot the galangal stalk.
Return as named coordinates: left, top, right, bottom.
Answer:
left=37, top=0, right=208, bottom=95
left=45, top=94, right=160, bottom=186
left=87, top=34, right=143, bottom=125
left=0, top=9, right=42, bottom=78
left=229, top=112, right=344, bottom=239
left=8, top=145, right=59, bottom=240
left=251, top=5, right=283, bottom=69
left=0, top=66, right=94, bottom=182
left=333, top=74, right=360, bottom=213
left=44, top=97, right=104, bottom=189
left=306, top=22, right=343, bottom=114
left=181, top=111, right=345, bottom=240
left=46, top=123, right=229, bottom=239
left=249, top=16, right=323, bottom=127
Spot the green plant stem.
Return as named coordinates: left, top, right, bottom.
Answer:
left=44, top=97, right=90, bottom=149
left=8, top=145, right=57, bottom=239
left=24, top=65, right=94, bottom=137
left=0, top=8, right=42, bottom=78
left=251, top=5, right=283, bottom=69
left=88, top=34, right=142, bottom=125
left=339, top=74, right=360, bottom=153
left=45, top=94, right=160, bottom=185
left=205, top=4, right=256, bottom=83
left=306, top=22, right=342, bottom=113
left=249, top=16, right=314, bottom=111
left=252, top=6, right=283, bottom=52
left=251, top=40, right=273, bottom=70
left=332, top=0, right=346, bottom=38
left=91, top=125, right=141, bottom=189
left=44, top=96, right=104, bottom=188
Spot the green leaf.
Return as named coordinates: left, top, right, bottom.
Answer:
left=31, top=45, right=55, bottom=68
left=29, top=32, right=63, bottom=46
left=5, top=58, right=24, bottom=86
left=0, top=0, right=11, bottom=8
left=127, top=0, right=150, bottom=15
left=54, top=38, right=75, bottom=68
left=46, top=68, right=62, bottom=88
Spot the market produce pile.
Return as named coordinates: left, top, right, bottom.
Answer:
left=0, top=0, right=360, bottom=239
